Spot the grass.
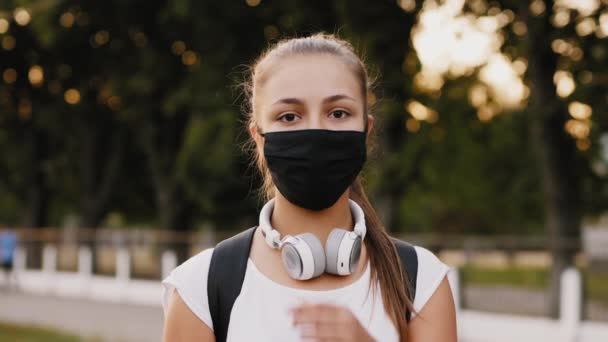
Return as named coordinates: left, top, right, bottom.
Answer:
left=0, top=322, right=103, bottom=342
left=583, top=269, right=608, bottom=304
left=460, top=265, right=549, bottom=289
left=460, top=265, right=608, bottom=304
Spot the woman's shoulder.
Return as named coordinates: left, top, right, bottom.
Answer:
left=161, top=247, right=216, bottom=330
left=410, top=245, right=453, bottom=318
left=164, top=247, right=216, bottom=283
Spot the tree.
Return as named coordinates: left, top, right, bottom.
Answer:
left=409, top=0, right=607, bottom=317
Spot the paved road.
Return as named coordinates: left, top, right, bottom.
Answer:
left=0, top=290, right=164, bottom=342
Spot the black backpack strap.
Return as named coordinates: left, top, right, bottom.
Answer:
left=391, top=237, right=418, bottom=322
left=207, top=226, right=257, bottom=342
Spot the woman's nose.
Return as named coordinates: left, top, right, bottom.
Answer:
left=306, top=112, right=327, bottom=130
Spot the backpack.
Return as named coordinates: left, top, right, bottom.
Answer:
left=207, top=226, right=418, bottom=342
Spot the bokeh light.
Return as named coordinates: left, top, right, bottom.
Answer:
left=413, top=69, right=444, bottom=92
left=479, top=54, right=527, bottom=108
left=577, top=138, right=591, bottom=151
left=552, top=9, right=570, bottom=28
left=568, top=101, right=593, bottom=120
left=530, top=0, right=546, bottom=16
left=398, top=0, right=417, bottom=12
left=64, top=88, right=81, bottom=104
left=181, top=51, right=199, bottom=66
left=59, top=12, right=75, bottom=28
left=554, top=70, right=576, bottom=98
left=14, top=7, right=31, bottom=26
left=107, top=96, right=122, bottom=111
left=92, top=30, right=110, bottom=47
left=18, top=99, right=31, bottom=120
left=599, top=12, right=608, bottom=36
left=412, top=0, right=527, bottom=112
left=576, top=18, right=597, bottom=36
left=2, top=68, right=17, bottom=84
left=2, top=35, right=16, bottom=51
left=406, top=100, right=438, bottom=123
left=171, top=41, right=186, bottom=55
left=477, top=104, right=497, bottom=122
left=565, top=119, right=591, bottom=139
left=557, top=0, right=600, bottom=16
left=28, top=65, right=44, bottom=87
left=468, top=84, right=488, bottom=108
left=246, top=0, right=261, bottom=7
left=0, top=18, right=9, bottom=33
left=405, top=117, right=421, bottom=132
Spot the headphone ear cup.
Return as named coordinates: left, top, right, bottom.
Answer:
left=281, top=233, right=325, bottom=280
left=297, top=233, right=326, bottom=279
left=325, top=228, right=347, bottom=275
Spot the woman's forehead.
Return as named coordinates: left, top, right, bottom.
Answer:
left=257, top=54, right=362, bottom=107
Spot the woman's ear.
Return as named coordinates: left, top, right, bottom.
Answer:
left=366, top=114, right=374, bottom=137
left=249, top=121, right=264, bottom=154
left=248, top=121, right=257, bottom=139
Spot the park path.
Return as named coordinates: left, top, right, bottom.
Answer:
left=0, top=290, right=163, bottom=342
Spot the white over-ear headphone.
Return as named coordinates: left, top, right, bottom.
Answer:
left=259, top=198, right=367, bottom=280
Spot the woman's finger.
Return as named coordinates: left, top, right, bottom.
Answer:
left=299, top=321, right=342, bottom=339
left=291, top=303, right=337, bottom=325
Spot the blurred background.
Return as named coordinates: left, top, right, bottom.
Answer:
left=0, top=0, right=607, bottom=341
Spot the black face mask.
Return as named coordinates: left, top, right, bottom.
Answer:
left=261, top=129, right=367, bottom=211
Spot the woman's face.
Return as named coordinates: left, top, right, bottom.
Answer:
left=252, top=54, right=370, bottom=134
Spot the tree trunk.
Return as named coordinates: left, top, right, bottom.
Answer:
left=22, top=123, right=48, bottom=269
left=141, top=120, right=192, bottom=264
left=157, top=184, right=191, bottom=264
left=525, top=0, right=582, bottom=318
left=79, top=116, right=125, bottom=273
left=80, top=122, right=125, bottom=228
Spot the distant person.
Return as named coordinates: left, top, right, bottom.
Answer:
left=161, top=33, right=457, bottom=341
left=0, top=227, right=18, bottom=291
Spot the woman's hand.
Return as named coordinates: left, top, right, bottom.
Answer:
left=290, top=302, right=375, bottom=342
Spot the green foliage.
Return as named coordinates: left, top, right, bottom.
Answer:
left=398, top=101, right=543, bottom=234
left=460, top=265, right=549, bottom=289
left=584, top=269, right=608, bottom=304
left=0, top=0, right=605, bottom=235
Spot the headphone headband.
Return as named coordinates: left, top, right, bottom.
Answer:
left=259, top=198, right=367, bottom=249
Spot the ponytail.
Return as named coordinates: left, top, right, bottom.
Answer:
left=350, top=177, right=416, bottom=341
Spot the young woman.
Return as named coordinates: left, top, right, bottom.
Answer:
left=161, top=33, right=457, bottom=342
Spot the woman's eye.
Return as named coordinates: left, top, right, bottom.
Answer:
left=279, top=113, right=298, bottom=122
left=330, top=110, right=350, bottom=119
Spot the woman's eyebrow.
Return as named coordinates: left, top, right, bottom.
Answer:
left=323, top=94, right=357, bottom=104
left=271, top=94, right=357, bottom=106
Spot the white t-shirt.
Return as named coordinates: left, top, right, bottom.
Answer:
left=161, top=243, right=451, bottom=341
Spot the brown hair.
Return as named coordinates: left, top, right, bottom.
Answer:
left=242, top=33, right=416, bottom=340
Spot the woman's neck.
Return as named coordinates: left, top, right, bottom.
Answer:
left=270, top=191, right=354, bottom=244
